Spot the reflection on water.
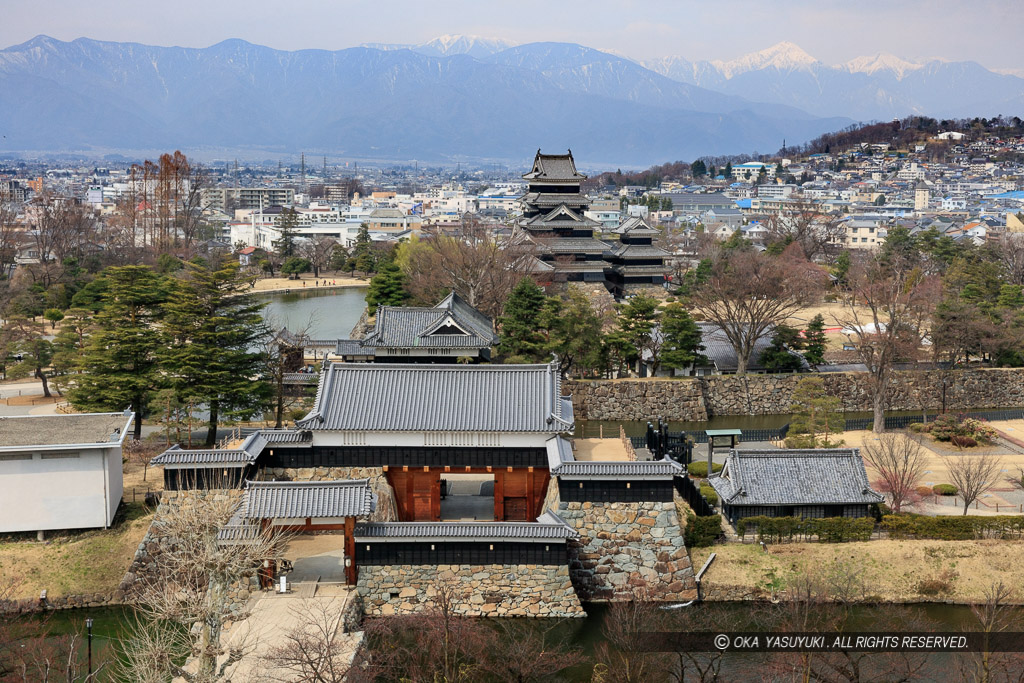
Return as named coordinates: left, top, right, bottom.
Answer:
left=257, top=286, right=368, bottom=340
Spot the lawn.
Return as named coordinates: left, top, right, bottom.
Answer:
left=691, top=538, right=1024, bottom=603
left=0, top=501, right=154, bottom=600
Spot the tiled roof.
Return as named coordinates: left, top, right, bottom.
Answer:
left=243, top=479, right=377, bottom=519
left=708, top=449, right=884, bottom=506
left=355, top=510, right=579, bottom=541
left=545, top=436, right=683, bottom=479
left=296, top=361, right=573, bottom=433
left=0, top=412, right=134, bottom=449
left=611, top=216, right=659, bottom=236
left=522, top=151, right=586, bottom=182
left=151, top=432, right=268, bottom=467
left=697, top=323, right=808, bottom=373
left=532, top=237, right=611, bottom=254
left=258, top=429, right=313, bottom=445
left=355, top=291, right=497, bottom=350
left=607, top=244, right=670, bottom=259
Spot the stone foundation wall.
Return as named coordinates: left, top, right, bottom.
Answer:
left=554, top=497, right=695, bottom=602
left=357, top=564, right=584, bottom=617
left=267, top=466, right=398, bottom=522
left=567, top=368, right=1024, bottom=421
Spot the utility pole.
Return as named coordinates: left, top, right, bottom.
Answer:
left=300, top=153, right=306, bottom=193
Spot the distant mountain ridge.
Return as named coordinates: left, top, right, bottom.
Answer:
left=0, top=35, right=851, bottom=164
left=642, top=41, right=1024, bottom=121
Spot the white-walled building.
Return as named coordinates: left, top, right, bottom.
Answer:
left=0, top=412, right=133, bottom=536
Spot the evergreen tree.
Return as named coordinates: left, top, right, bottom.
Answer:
left=280, top=256, right=311, bottom=279
left=660, top=303, right=704, bottom=372
left=545, top=286, right=604, bottom=377
left=803, top=313, right=828, bottom=367
left=68, top=266, right=167, bottom=440
left=690, top=160, right=707, bottom=178
left=273, top=208, right=299, bottom=257
left=161, top=257, right=271, bottom=447
left=997, top=284, right=1024, bottom=309
left=2, top=317, right=55, bottom=398
left=498, top=278, right=549, bottom=362
left=833, top=250, right=851, bottom=286
left=785, top=376, right=844, bottom=448
left=366, top=260, right=410, bottom=315
left=615, top=294, right=661, bottom=374
left=759, top=323, right=805, bottom=372
left=724, top=161, right=733, bottom=178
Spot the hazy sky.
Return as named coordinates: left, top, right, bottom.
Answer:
left=4, top=0, right=1023, bottom=72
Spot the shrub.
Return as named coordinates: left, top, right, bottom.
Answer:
left=687, top=461, right=723, bottom=478
left=950, top=435, right=978, bottom=448
left=881, top=514, right=1024, bottom=540
left=684, top=513, right=722, bottom=548
left=915, top=485, right=934, bottom=497
left=699, top=484, right=719, bottom=505
left=933, top=484, right=958, bottom=496
left=916, top=578, right=952, bottom=596
left=908, top=423, right=926, bottom=433
left=735, top=516, right=874, bottom=543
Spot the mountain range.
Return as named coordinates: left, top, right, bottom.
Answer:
left=0, top=35, right=1019, bottom=165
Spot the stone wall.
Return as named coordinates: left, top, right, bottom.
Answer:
left=357, top=564, right=584, bottom=617
left=555, top=498, right=696, bottom=602
left=567, top=368, right=1024, bottom=421
left=266, top=466, right=398, bottom=522
left=1, top=592, right=120, bottom=615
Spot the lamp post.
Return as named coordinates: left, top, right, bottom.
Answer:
left=85, top=618, right=93, bottom=679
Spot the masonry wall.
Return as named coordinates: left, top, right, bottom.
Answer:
left=566, top=368, right=1024, bottom=421
left=356, top=564, right=584, bottom=617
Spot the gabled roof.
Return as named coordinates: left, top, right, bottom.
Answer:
left=545, top=436, right=683, bottom=480
left=522, top=150, right=587, bottom=182
left=707, top=448, right=884, bottom=506
left=355, top=510, right=579, bottom=542
left=351, top=291, right=497, bottom=351
left=242, top=479, right=377, bottom=519
left=611, top=215, right=660, bottom=236
left=296, top=361, right=574, bottom=433
left=697, top=322, right=808, bottom=373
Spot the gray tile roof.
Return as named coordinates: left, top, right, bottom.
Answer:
left=259, top=429, right=313, bottom=446
left=297, top=361, right=573, bottom=433
left=522, top=151, right=586, bottom=182
left=708, top=448, right=884, bottom=506
left=243, top=479, right=377, bottom=519
left=611, top=216, right=659, bottom=236
left=0, top=412, right=134, bottom=450
left=354, top=510, right=579, bottom=542
left=697, top=323, right=807, bottom=373
left=353, top=291, right=497, bottom=350
left=151, top=432, right=268, bottom=468
left=545, top=436, right=683, bottom=479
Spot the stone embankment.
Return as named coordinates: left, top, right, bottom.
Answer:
left=357, top=564, right=584, bottom=617
left=567, top=368, right=1024, bottom=421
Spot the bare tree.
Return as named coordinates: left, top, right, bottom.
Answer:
left=764, top=199, right=846, bottom=262
left=861, top=433, right=927, bottom=513
left=126, top=490, right=290, bottom=681
left=299, top=236, right=337, bottom=279
left=259, top=600, right=362, bottom=682
left=592, top=598, right=673, bottom=683
left=689, top=244, right=826, bottom=374
left=942, top=452, right=1004, bottom=515
left=834, top=251, right=941, bottom=432
left=956, top=582, right=1024, bottom=683
left=996, top=233, right=1024, bottom=286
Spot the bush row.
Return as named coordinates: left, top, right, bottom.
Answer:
left=735, top=516, right=875, bottom=543
left=684, top=513, right=723, bottom=548
left=881, top=514, right=1024, bottom=540
left=687, top=461, right=723, bottom=478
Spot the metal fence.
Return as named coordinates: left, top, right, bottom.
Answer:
left=844, top=409, right=1024, bottom=432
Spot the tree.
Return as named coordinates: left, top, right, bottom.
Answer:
left=123, top=491, right=290, bottom=680
left=280, top=256, right=311, bottom=279
left=68, top=266, right=167, bottom=439
left=835, top=250, right=941, bottom=432
left=660, top=303, right=704, bottom=372
left=1, top=317, right=56, bottom=398
left=161, top=257, right=272, bottom=447
left=785, top=377, right=845, bottom=449
left=615, top=294, right=662, bottom=375
left=759, top=323, right=805, bottom=372
left=690, top=160, right=707, bottom=178
left=763, top=199, right=844, bottom=262
left=861, top=433, right=926, bottom=513
left=273, top=208, right=299, bottom=257
left=43, top=307, right=64, bottom=330
left=351, top=223, right=374, bottom=274
left=803, top=313, right=827, bottom=366
left=299, top=236, right=336, bottom=278
left=260, top=600, right=363, bottom=681
left=497, top=278, right=548, bottom=362
left=365, top=259, right=410, bottom=315
left=545, top=285, right=605, bottom=378
left=942, top=451, right=1003, bottom=515
left=690, top=245, right=825, bottom=375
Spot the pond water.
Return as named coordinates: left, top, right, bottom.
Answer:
left=257, top=286, right=368, bottom=340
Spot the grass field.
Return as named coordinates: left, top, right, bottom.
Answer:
left=691, top=538, right=1024, bottom=604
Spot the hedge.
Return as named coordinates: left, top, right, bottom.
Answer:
left=736, top=516, right=875, bottom=543
left=699, top=484, right=719, bottom=505
left=687, top=461, right=723, bottom=478
left=881, top=514, right=1024, bottom=540
left=932, top=484, right=958, bottom=496
left=685, top=513, right=723, bottom=548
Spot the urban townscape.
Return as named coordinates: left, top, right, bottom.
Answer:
left=2, top=2, right=1024, bottom=681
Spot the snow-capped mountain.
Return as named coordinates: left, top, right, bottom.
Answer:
left=644, top=42, right=1024, bottom=120
left=360, top=34, right=516, bottom=58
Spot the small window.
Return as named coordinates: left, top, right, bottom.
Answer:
left=41, top=452, right=80, bottom=460
left=0, top=453, right=33, bottom=461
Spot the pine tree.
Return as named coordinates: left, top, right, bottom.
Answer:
left=690, top=160, right=707, bottom=178
left=804, top=314, right=827, bottom=367
left=68, top=266, right=167, bottom=440
left=785, top=377, right=844, bottom=448
left=273, top=208, right=300, bottom=257
left=759, top=323, right=805, bottom=372
left=545, top=286, right=604, bottom=377
left=498, top=278, right=548, bottom=362
left=366, top=260, right=410, bottom=314
left=724, top=161, right=733, bottom=178
left=615, top=294, right=661, bottom=374
left=161, top=257, right=272, bottom=447
left=660, top=303, right=704, bottom=372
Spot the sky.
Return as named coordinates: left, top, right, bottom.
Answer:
left=3, top=0, right=1023, bottom=72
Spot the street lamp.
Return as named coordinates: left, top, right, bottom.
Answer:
left=85, top=618, right=93, bottom=679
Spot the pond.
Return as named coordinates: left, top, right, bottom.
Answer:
left=257, top=286, right=368, bottom=340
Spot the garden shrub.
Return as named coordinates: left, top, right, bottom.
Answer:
left=915, top=485, right=933, bottom=497
left=950, top=435, right=978, bottom=448
left=687, top=461, right=723, bottom=477
left=881, top=514, right=1024, bottom=540
left=908, top=422, right=926, bottom=433
left=684, top=512, right=722, bottom=548
left=699, top=484, right=719, bottom=505
left=920, top=414, right=996, bottom=445
left=932, top=484, right=958, bottom=496
left=735, top=516, right=874, bottom=543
